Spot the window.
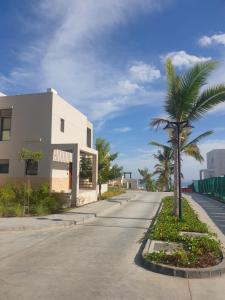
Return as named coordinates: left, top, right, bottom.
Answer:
left=87, top=127, right=92, bottom=148
left=60, top=118, right=65, bottom=132
left=0, top=109, right=12, bottom=141
left=25, top=159, right=38, bottom=176
left=0, top=159, right=9, bottom=174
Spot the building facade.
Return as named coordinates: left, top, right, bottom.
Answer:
left=0, top=88, right=98, bottom=206
left=200, top=149, right=225, bottom=180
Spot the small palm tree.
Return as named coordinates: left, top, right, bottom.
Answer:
left=151, top=59, right=225, bottom=218
left=151, top=130, right=212, bottom=192
left=138, top=168, right=155, bottom=192
left=153, top=147, right=173, bottom=191
left=96, top=138, right=123, bottom=199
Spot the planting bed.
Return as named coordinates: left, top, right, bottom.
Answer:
left=144, top=197, right=222, bottom=268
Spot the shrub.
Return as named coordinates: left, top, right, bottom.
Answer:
left=149, top=197, right=208, bottom=242
left=35, top=204, right=50, bottom=216
left=0, top=184, right=64, bottom=217
left=15, top=205, right=24, bottom=217
left=101, top=186, right=125, bottom=200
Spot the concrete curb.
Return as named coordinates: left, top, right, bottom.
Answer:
left=0, top=194, right=132, bottom=232
left=0, top=221, right=77, bottom=232
left=141, top=242, right=225, bottom=278
left=137, top=195, right=225, bottom=279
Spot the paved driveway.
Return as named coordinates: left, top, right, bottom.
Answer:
left=190, top=193, right=225, bottom=234
left=0, top=191, right=225, bottom=300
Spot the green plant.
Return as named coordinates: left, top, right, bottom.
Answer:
left=101, top=186, right=125, bottom=200
left=150, top=130, right=213, bottom=192
left=138, top=168, right=155, bottom=192
left=96, top=138, right=123, bottom=199
left=145, top=196, right=222, bottom=268
left=19, top=148, right=43, bottom=161
left=35, top=204, right=50, bottom=215
left=0, top=184, right=64, bottom=217
left=151, top=59, right=225, bottom=218
left=15, top=205, right=24, bottom=217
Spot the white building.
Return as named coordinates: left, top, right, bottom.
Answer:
left=200, top=149, right=225, bottom=179
left=121, top=178, right=140, bottom=190
left=0, top=88, right=98, bottom=207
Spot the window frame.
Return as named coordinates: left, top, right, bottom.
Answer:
left=0, top=159, right=9, bottom=174
left=0, top=109, right=12, bottom=142
left=87, top=127, right=92, bottom=148
left=25, top=159, right=38, bottom=176
left=60, top=118, right=65, bottom=133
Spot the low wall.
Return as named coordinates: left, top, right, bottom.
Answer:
left=76, top=184, right=108, bottom=207
left=77, top=189, right=98, bottom=206
left=97, top=183, right=108, bottom=195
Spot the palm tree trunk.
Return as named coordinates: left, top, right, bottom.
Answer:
left=172, top=131, right=179, bottom=217
left=99, top=183, right=102, bottom=200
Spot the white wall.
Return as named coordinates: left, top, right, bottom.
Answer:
left=207, top=149, right=225, bottom=177
left=97, top=183, right=108, bottom=195
left=51, top=93, right=93, bottom=148
left=77, top=189, right=98, bottom=206
left=0, top=92, right=53, bottom=184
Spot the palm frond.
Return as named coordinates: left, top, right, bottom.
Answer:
left=165, top=58, right=175, bottom=86
left=150, top=117, right=169, bottom=128
left=189, top=84, right=225, bottom=120
left=182, top=130, right=213, bottom=149
left=165, top=60, right=219, bottom=121
left=183, top=144, right=204, bottom=163
left=149, top=140, right=171, bottom=150
left=178, top=61, right=218, bottom=120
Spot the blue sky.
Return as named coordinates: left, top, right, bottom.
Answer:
left=1, top=0, right=225, bottom=182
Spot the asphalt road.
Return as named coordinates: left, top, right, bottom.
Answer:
left=0, top=191, right=225, bottom=300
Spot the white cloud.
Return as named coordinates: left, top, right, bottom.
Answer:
left=162, top=51, right=211, bottom=69
left=199, top=33, right=225, bottom=47
left=129, top=61, right=161, bottom=83
left=114, top=126, right=132, bottom=133
left=0, top=0, right=169, bottom=125
left=117, top=80, right=141, bottom=94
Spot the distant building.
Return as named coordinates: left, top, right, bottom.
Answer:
left=109, top=171, right=141, bottom=190
left=200, top=149, right=225, bottom=179
left=122, top=178, right=140, bottom=190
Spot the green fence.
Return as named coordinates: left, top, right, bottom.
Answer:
left=192, top=177, right=225, bottom=201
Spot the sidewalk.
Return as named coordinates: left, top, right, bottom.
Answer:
left=186, top=193, right=225, bottom=245
left=0, top=192, right=133, bottom=231
left=189, top=193, right=225, bottom=235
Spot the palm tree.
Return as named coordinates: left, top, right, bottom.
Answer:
left=151, top=59, right=225, bottom=218
left=150, top=130, right=213, bottom=193
left=96, top=138, right=123, bottom=199
left=138, top=168, right=155, bottom=192
left=153, top=147, right=173, bottom=191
